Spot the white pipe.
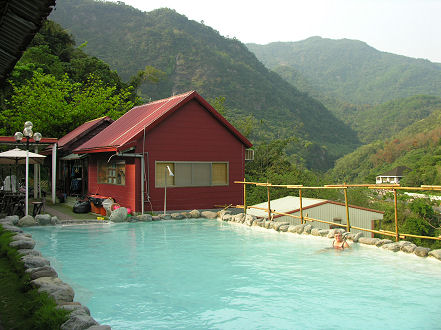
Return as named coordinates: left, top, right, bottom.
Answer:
left=141, top=154, right=145, bottom=215
left=25, top=149, right=29, bottom=216
left=52, top=143, right=57, bottom=204
left=34, top=145, right=38, bottom=199
left=164, top=167, right=167, bottom=215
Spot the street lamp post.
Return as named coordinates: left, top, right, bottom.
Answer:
left=14, top=122, right=42, bottom=216
left=164, top=165, right=174, bottom=215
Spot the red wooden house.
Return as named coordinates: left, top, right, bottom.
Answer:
left=56, top=116, right=113, bottom=197
left=74, top=91, right=253, bottom=212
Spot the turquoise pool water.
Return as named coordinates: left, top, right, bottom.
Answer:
left=25, top=220, right=441, bottom=329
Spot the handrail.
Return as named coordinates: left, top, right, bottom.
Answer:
left=234, top=180, right=441, bottom=242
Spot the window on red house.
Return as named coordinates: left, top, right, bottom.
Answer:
left=97, top=160, right=126, bottom=185
left=155, top=162, right=228, bottom=187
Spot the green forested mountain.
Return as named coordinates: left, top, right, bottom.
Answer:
left=328, top=107, right=441, bottom=185
left=351, top=95, right=441, bottom=144
left=49, top=0, right=360, bottom=170
left=247, top=37, right=441, bottom=105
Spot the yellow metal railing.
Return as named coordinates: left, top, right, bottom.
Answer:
left=234, top=179, right=441, bottom=242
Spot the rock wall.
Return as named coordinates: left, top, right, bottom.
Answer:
left=0, top=216, right=110, bottom=330
left=217, top=211, right=441, bottom=262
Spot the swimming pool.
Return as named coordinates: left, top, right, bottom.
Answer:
left=25, top=220, right=441, bottom=329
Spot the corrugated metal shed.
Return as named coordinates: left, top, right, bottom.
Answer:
left=248, top=196, right=384, bottom=236
left=74, top=91, right=253, bottom=153
left=247, top=196, right=326, bottom=218
left=0, top=0, right=56, bottom=81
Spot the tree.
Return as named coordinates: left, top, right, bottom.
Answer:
left=0, top=71, right=134, bottom=138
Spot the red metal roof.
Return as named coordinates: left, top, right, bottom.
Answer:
left=75, top=91, right=252, bottom=153
left=0, top=136, right=58, bottom=144
left=57, top=116, right=113, bottom=149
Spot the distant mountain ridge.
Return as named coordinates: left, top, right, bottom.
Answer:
left=247, top=37, right=441, bottom=105
left=50, top=0, right=360, bottom=170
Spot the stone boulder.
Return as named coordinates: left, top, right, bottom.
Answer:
left=201, top=211, right=217, bottom=219
left=428, top=249, right=441, bottom=261
left=233, top=213, right=245, bottom=223
left=17, top=249, right=42, bottom=257
left=318, top=229, right=330, bottom=237
left=51, top=216, right=59, bottom=225
left=11, top=233, right=32, bottom=241
left=109, top=207, right=128, bottom=223
left=217, top=210, right=230, bottom=220
left=136, top=214, right=153, bottom=222
left=189, top=209, right=200, bottom=218
left=35, top=214, right=52, bottom=226
left=244, top=214, right=256, bottom=226
left=401, top=243, right=417, bottom=253
left=303, top=224, right=312, bottom=234
left=57, top=302, right=90, bottom=316
left=152, top=216, right=161, bottom=221
left=171, top=213, right=185, bottom=220
left=21, top=255, right=50, bottom=269
left=346, top=232, right=363, bottom=242
left=375, top=239, right=393, bottom=247
left=10, top=238, right=35, bottom=250
left=159, top=214, right=171, bottom=220
left=311, top=228, right=321, bottom=236
left=0, top=218, right=13, bottom=226
left=358, top=237, right=381, bottom=245
left=279, top=225, right=289, bottom=232
left=87, top=326, right=111, bottom=330
left=1, top=224, right=23, bottom=233
left=264, top=221, right=274, bottom=229
left=251, top=220, right=260, bottom=227
left=32, top=277, right=75, bottom=304
left=2, top=215, right=19, bottom=225
left=26, top=266, right=58, bottom=280
left=287, top=225, right=297, bottom=233
left=273, top=222, right=290, bottom=231
left=60, top=310, right=98, bottom=330
left=414, top=247, right=431, bottom=258
left=397, top=240, right=413, bottom=247
left=127, top=216, right=138, bottom=222
left=222, top=214, right=232, bottom=222
left=293, top=224, right=306, bottom=234
left=18, top=215, right=37, bottom=227
left=381, top=242, right=401, bottom=252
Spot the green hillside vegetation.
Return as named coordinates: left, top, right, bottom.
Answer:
left=247, top=37, right=441, bottom=106
left=50, top=0, right=361, bottom=170
left=329, top=109, right=441, bottom=185
left=351, top=95, right=441, bottom=144
left=0, top=20, right=144, bottom=138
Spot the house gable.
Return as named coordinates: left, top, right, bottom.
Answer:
left=75, top=91, right=252, bottom=154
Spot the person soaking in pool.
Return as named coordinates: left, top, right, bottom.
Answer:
left=333, top=232, right=350, bottom=249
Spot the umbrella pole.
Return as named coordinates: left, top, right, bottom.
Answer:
left=15, top=159, right=17, bottom=192
left=25, top=150, right=29, bottom=216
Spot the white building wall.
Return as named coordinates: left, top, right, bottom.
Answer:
left=276, top=203, right=383, bottom=237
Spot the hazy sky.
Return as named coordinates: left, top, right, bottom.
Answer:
left=107, top=0, right=441, bottom=63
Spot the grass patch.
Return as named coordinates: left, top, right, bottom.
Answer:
left=0, top=224, right=70, bottom=329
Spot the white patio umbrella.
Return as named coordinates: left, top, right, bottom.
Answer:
left=0, top=148, right=46, bottom=216
left=0, top=148, right=45, bottom=165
